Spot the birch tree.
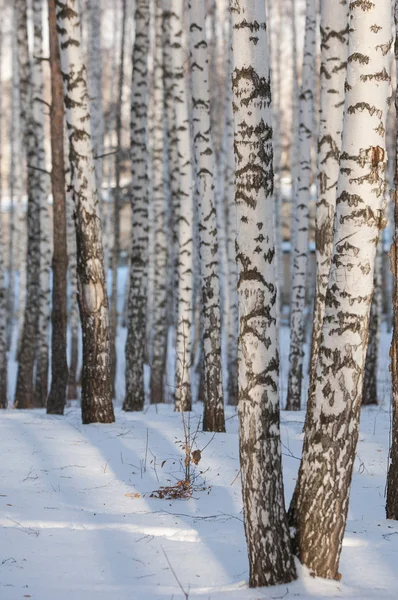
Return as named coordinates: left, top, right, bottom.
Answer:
left=187, top=1, right=225, bottom=432
left=124, top=0, right=150, bottom=411
left=33, top=0, right=51, bottom=408
left=47, top=0, right=68, bottom=415
left=0, top=5, right=7, bottom=409
left=363, top=238, right=382, bottom=405
left=56, top=0, right=114, bottom=424
left=14, top=0, right=42, bottom=409
left=286, top=0, right=316, bottom=411
left=149, top=0, right=168, bottom=405
left=386, top=0, right=398, bottom=521
left=308, top=0, right=349, bottom=391
left=231, top=0, right=297, bottom=587
left=289, top=0, right=392, bottom=577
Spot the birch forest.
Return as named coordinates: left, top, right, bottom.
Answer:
left=2, top=0, right=398, bottom=597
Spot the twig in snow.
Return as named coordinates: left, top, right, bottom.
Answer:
left=161, top=546, right=189, bottom=599
left=6, top=518, right=39, bottom=537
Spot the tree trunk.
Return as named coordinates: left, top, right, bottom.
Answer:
left=56, top=0, right=114, bottom=425
left=286, top=0, right=316, bottom=411
left=14, top=0, right=42, bottom=409
left=0, top=5, right=7, bottom=409
left=149, top=0, right=168, bottom=405
left=308, top=0, right=349, bottom=397
left=124, top=0, right=150, bottom=411
left=46, top=0, right=68, bottom=415
left=363, top=237, right=382, bottom=406
left=188, top=1, right=225, bottom=432
left=386, top=0, right=398, bottom=522
left=32, top=0, right=51, bottom=408
left=289, top=0, right=391, bottom=577
left=231, top=0, right=297, bottom=587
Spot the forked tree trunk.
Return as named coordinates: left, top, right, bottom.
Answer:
left=46, top=0, right=68, bottom=415
left=308, top=0, right=349, bottom=394
left=32, top=0, right=51, bottom=408
left=289, top=0, right=391, bottom=577
left=14, top=0, right=42, bottom=409
left=124, top=0, right=150, bottom=411
left=187, top=1, right=225, bottom=432
left=56, top=0, right=114, bottom=424
left=149, top=0, right=168, bottom=405
left=386, top=0, right=398, bottom=522
left=231, top=0, right=297, bottom=587
left=286, top=0, right=316, bottom=411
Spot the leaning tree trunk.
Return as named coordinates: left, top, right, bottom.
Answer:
left=55, top=0, right=114, bottom=424
left=32, top=0, right=51, bottom=408
left=386, top=0, right=398, bottom=522
left=46, top=0, right=68, bottom=415
left=286, top=0, right=316, bottom=411
left=0, top=6, right=7, bottom=409
left=289, top=0, right=391, bottom=578
left=171, top=0, right=194, bottom=412
left=124, top=0, right=150, bottom=411
left=149, top=0, right=168, bottom=405
left=231, top=0, right=297, bottom=587
left=14, top=0, right=42, bottom=409
left=187, top=1, right=225, bottom=432
left=308, top=0, right=349, bottom=395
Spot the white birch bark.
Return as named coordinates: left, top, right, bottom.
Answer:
left=0, top=5, right=7, bottom=408
left=56, top=0, right=114, bottom=424
left=149, top=0, right=168, bottom=405
left=308, top=0, right=349, bottom=393
left=290, top=0, right=392, bottom=578
left=286, top=0, right=316, bottom=411
left=32, top=0, right=51, bottom=408
left=363, top=236, right=382, bottom=405
left=124, top=0, right=150, bottom=411
left=231, top=0, right=297, bottom=587
left=187, top=1, right=225, bottom=431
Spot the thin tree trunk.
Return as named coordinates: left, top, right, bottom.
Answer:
left=33, top=0, right=51, bottom=408
left=188, top=1, right=225, bottom=432
left=124, top=0, right=150, bottom=411
left=231, top=0, right=297, bottom=587
left=386, top=0, right=398, bottom=522
left=110, top=0, right=127, bottom=398
left=56, top=0, right=114, bottom=424
left=149, top=0, right=168, bottom=405
left=289, top=0, right=391, bottom=577
left=46, top=0, right=68, bottom=415
left=286, top=0, right=316, bottom=411
left=14, top=0, right=42, bottom=409
left=363, top=237, right=382, bottom=406
left=0, top=4, right=7, bottom=408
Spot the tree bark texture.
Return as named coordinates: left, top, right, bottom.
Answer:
left=188, top=1, right=225, bottom=432
left=46, top=0, right=69, bottom=415
left=0, top=7, right=7, bottom=408
left=231, top=0, right=297, bottom=587
left=286, top=0, right=317, bottom=411
left=56, top=0, right=114, bottom=424
left=124, top=0, right=150, bottom=411
left=289, top=0, right=392, bottom=577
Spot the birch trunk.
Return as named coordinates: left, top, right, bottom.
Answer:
left=124, top=0, right=150, bottom=411
left=171, top=0, right=194, bottom=412
left=33, top=0, right=51, bottom=408
left=363, top=237, right=382, bottom=405
left=386, top=0, right=398, bottom=522
left=309, top=0, right=349, bottom=395
left=0, top=6, right=7, bottom=408
left=110, top=0, right=127, bottom=397
left=56, top=0, right=114, bottom=424
left=149, top=0, right=168, bottom=405
left=231, top=0, right=297, bottom=587
left=14, top=0, right=42, bottom=409
left=286, top=0, right=316, bottom=411
left=289, top=0, right=392, bottom=577
left=47, top=0, right=68, bottom=415
left=188, top=1, right=225, bottom=432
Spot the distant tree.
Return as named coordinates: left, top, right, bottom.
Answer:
left=124, top=0, right=150, bottom=411
left=55, top=0, right=114, bottom=424
left=46, top=0, right=68, bottom=415
left=231, top=0, right=297, bottom=587
left=0, top=2, right=7, bottom=409
left=290, top=0, right=391, bottom=577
